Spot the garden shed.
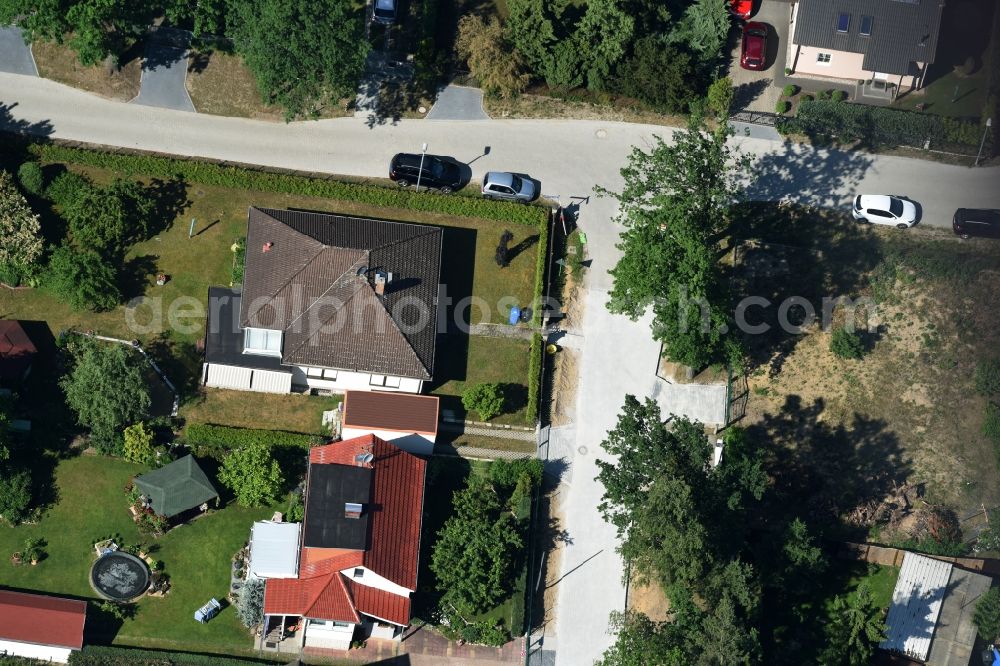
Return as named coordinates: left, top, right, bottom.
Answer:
left=0, top=590, right=86, bottom=663
left=134, top=455, right=219, bottom=519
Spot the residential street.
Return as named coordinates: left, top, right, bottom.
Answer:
left=3, top=71, right=1000, bottom=665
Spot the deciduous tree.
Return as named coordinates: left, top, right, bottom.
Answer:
left=45, top=244, right=121, bottom=311
left=574, top=0, right=634, bottom=91
left=60, top=338, right=151, bottom=454
left=218, top=440, right=284, bottom=507
left=456, top=15, right=529, bottom=100
left=0, top=170, right=44, bottom=286
left=0, top=468, right=32, bottom=525
left=123, top=421, right=155, bottom=465
left=227, top=0, right=368, bottom=120
left=65, top=178, right=155, bottom=258
left=462, top=382, right=505, bottom=421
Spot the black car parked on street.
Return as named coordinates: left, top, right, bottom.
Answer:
left=953, top=208, right=1000, bottom=239
left=388, top=153, right=463, bottom=193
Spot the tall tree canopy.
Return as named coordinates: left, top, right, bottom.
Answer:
left=218, top=440, right=284, bottom=507
left=600, top=116, right=750, bottom=369
left=60, top=337, right=151, bottom=454
left=226, top=0, right=368, bottom=119
left=65, top=178, right=155, bottom=258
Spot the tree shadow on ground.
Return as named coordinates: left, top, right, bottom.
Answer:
left=743, top=141, right=875, bottom=210
left=144, top=335, right=203, bottom=405
left=732, top=79, right=771, bottom=112
left=143, top=176, right=191, bottom=239
left=501, top=382, right=528, bottom=415
left=507, top=234, right=539, bottom=264
left=118, top=254, right=159, bottom=302
left=0, top=103, right=55, bottom=143
left=747, top=394, right=911, bottom=528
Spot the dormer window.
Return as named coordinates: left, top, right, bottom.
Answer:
left=860, top=15, right=873, bottom=36
left=837, top=12, right=850, bottom=33
left=243, top=327, right=282, bottom=356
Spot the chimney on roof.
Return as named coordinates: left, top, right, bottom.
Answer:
left=345, top=502, right=363, bottom=519
left=262, top=242, right=274, bottom=253
left=374, top=271, right=392, bottom=296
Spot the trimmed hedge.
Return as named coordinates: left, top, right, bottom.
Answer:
left=527, top=333, right=543, bottom=424
left=69, top=646, right=274, bottom=665
left=28, top=144, right=548, bottom=227
left=184, top=423, right=321, bottom=454
left=780, top=100, right=985, bottom=149
left=531, top=216, right=550, bottom=327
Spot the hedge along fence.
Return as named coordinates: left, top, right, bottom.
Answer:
left=69, top=645, right=276, bottom=665
left=184, top=423, right=322, bottom=457
left=779, top=100, right=988, bottom=153
left=28, top=143, right=548, bottom=227
left=527, top=333, right=543, bottom=423
left=27, top=141, right=552, bottom=325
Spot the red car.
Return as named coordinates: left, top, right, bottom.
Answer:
left=741, top=22, right=768, bottom=70
left=729, top=0, right=753, bottom=19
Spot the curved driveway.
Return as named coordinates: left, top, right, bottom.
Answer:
left=2, top=71, right=999, bottom=666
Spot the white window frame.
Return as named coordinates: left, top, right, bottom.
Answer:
left=306, top=367, right=323, bottom=378
left=322, top=369, right=338, bottom=380
left=243, top=328, right=282, bottom=356
left=816, top=52, right=832, bottom=65
left=383, top=375, right=401, bottom=389
left=369, top=374, right=386, bottom=386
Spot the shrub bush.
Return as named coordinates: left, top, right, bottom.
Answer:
left=775, top=100, right=791, bottom=114
left=802, top=94, right=815, bottom=102
left=69, top=645, right=273, bottom=665
left=16, top=162, right=44, bottom=196
left=527, top=333, right=543, bottom=423
left=184, top=423, right=320, bottom=456
left=45, top=171, right=91, bottom=208
left=782, top=84, right=799, bottom=97
left=974, top=359, right=1000, bottom=396
left=817, top=90, right=832, bottom=101
left=781, top=99, right=984, bottom=148
left=462, top=382, right=505, bottom=421
left=830, top=327, right=865, bottom=359
left=831, top=90, right=848, bottom=102
left=30, top=144, right=547, bottom=228
left=983, top=402, right=1000, bottom=446
left=974, top=587, right=1000, bottom=642
left=784, top=67, right=792, bottom=75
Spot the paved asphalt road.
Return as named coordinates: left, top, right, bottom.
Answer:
left=132, top=44, right=195, bottom=112
left=0, top=27, right=37, bottom=76
left=426, top=85, right=489, bottom=121
left=2, top=72, right=999, bottom=665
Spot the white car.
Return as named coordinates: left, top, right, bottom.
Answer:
left=852, top=195, right=917, bottom=228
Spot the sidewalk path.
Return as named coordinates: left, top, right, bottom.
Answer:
left=2, top=71, right=999, bottom=665
left=0, top=27, right=37, bottom=76
left=132, top=28, right=194, bottom=112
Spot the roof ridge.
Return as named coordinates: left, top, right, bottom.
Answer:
left=281, top=250, right=368, bottom=335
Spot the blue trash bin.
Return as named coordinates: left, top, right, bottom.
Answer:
left=509, top=306, right=521, bottom=325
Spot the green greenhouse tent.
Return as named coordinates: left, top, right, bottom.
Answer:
left=134, top=455, right=219, bottom=518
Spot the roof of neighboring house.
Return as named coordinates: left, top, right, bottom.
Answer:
left=0, top=320, right=37, bottom=381
left=0, top=589, right=87, bottom=650
left=302, top=463, right=373, bottom=551
left=263, top=555, right=411, bottom=626
left=204, top=287, right=291, bottom=372
left=134, top=455, right=219, bottom=518
left=308, top=435, right=427, bottom=591
left=249, top=521, right=301, bottom=579
left=793, top=0, right=945, bottom=75
left=880, top=552, right=952, bottom=661
left=342, top=390, right=440, bottom=436
left=239, top=207, right=443, bottom=381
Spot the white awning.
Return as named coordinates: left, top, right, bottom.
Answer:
left=880, top=552, right=953, bottom=661
left=249, top=521, right=300, bottom=579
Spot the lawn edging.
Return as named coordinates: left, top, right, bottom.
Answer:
left=69, top=645, right=277, bottom=665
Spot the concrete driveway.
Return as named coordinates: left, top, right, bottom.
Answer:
left=0, top=26, right=37, bottom=76
left=728, top=0, right=792, bottom=113
left=132, top=29, right=194, bottom=112
left=2, top=71, right=999, bottom=665
left=427, top=85, right=489, bottom=121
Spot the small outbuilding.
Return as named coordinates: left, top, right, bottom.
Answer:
left=341, top=390, right=439, bottom=456
left=0, top=320, right=37, bottom=384
left=0, top=589, right=87, bottom=663
left=134, top=455, right=219, bottom=520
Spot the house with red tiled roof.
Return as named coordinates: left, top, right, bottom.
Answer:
left=259, top=434, right=426, bottom=652
left=0, top=589, right=87, bottom=663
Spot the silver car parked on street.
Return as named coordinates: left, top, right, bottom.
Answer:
left=482, top=171, right=536, bottom=204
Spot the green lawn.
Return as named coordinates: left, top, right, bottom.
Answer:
left=0, top=455, right=277, bottom=656
left=429, top=334, right=532, bottom=425
left=179, top=389, right=337, bottom=435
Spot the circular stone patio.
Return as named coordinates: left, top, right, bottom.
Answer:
left=90, top=551, right=151, bottom=601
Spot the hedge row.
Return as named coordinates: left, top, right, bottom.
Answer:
left=184, top=423, right=321, bottom=452
left=779, top=100, right=986, bottom=149
left=28, top=144, right=548, bottom=227
left=527, top=333, right=543, bottom=424
left=69, top=646, right=274, bottom=666
left=530, top=216, right=550, bottom=327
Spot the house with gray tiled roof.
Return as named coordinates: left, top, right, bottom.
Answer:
left=201, top=207, right=443, bottom=395
left=788, top=0, right=945, bottom=98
